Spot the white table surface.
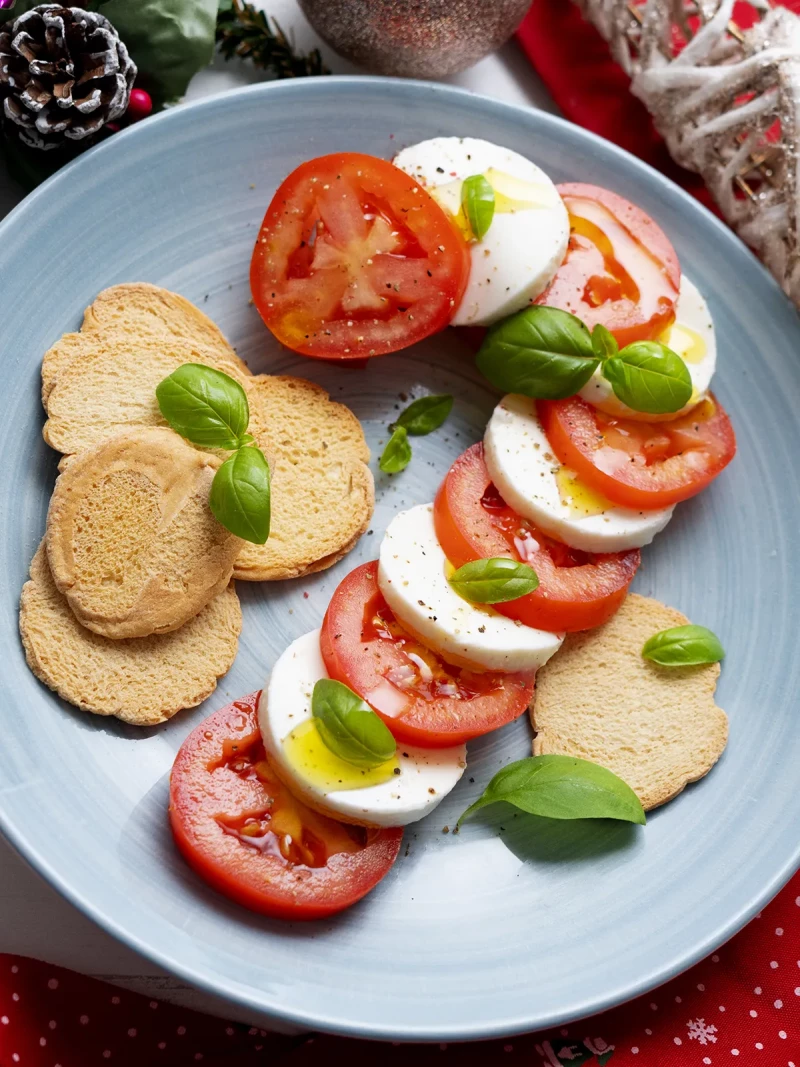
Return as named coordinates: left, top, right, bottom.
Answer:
left=0, top=0, right=556, bottom=1025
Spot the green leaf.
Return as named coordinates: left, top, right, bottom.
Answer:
left=602, top=340, right=693, bottom=415
left=100, top=0, right=218, bottom=108
left=592, top=322, right=618, bottom=361
left=392, top=394, right=453, bottom=436
left=457, top=755, right=646, bottom=828
left=312, top=679, right=397, bottom=769
left=448, top=557, right=538, bottom=604
left=475, top=306, right=599, bottom=400
left=461, top=174, right=495, bottom=241
left=209, top=445, right=270, bottom=544
left=642, top=624, right=724, bottom=666
left=379, top=426, right=412, bottom=474
left=156, top=363, right=250, bottom=449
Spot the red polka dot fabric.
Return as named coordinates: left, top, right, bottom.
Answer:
left=1, top=871, right=797, bottom=1065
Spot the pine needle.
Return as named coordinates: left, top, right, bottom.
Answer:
left=215, top=0, right=330, bottom=79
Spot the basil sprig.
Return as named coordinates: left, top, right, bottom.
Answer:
left=458, top=755, right=646, bottom=828
left=476, top=306, right=599, bottom=400
left=603, top=341, right=693, bottom=415
left=312, top=679, right=397, bottom=769
left=392, top=394, right=453, bottom=436
left=642, top=624, right=724, bottom=666
left=448, top=557, right=539, bottom=604
left=209, top=445, right=271, bottom=544
left=156, top=363, right=270, bottom=544
left=461, top=174, right=495, bottom=241
left=379, top=426, right=412, bottom=474
left=156, top=363, right=253, bottom=450
left=476, top=305, right=693, bottom=416
left=381, top=393, right=453, bottom=474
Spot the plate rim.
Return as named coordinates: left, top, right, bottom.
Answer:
left=1, top=73, right=798, bottom=1042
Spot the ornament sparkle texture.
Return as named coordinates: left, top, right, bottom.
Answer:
left=298, top=0, right=531, bottom=78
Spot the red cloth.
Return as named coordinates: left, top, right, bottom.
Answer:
left=1, top=870, right=799, bottom=1065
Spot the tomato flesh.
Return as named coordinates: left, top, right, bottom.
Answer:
left=539, top=395, right=737, bottom=511
left=320, top=562, right=535, bottom=747
left=433, top=444, right=639, bottom=632
left=537, top=182, right=680, bottom=347
left=169, top=693, right=402, bottom=921
left=250, top=153, right=470, bottom=360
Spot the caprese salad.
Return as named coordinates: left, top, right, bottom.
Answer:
left=169, top=137, right=736, bottom=921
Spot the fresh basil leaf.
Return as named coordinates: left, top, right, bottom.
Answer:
left=461, top=174, right=495, bottom=241
left=602, top=340, right=692, bottom=414
left=642, top=624, right=724, bottom=666
left=458, top=755, right=646, bottom=828
left=312, top=679, right=397, bottom=769
left=209, top=445, right=270, bottom=544
left=156, top=363, right=250, bottom=449
left=449, top=557, right=538, bottom=604
left=392, top=394, right=453, bottom=436
left=379, top=426, right=412, bottom=474
left=475, top=306, right=599, bottom=400
left=592, top=322, right=618, bottom=360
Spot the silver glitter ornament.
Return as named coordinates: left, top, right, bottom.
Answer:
left=298, top=0, right=531, bottom=78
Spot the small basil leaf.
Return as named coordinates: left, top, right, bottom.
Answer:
left=592, top=322, right=618, bottom=360
left=461, top=174, right=495, bottom=241
left=475, top=306, right=599, bottom=400
left=392, top=394, right=453, bottom=436
left=312, top=679, right=397, bottom=769
left=156, top=363, right=250, bottom=448
left=209, top=445, right=270, bottom=544
left=602, top=341, right=692, bottom=415
left=379, top=426, right=412, bottom=474
left=642, top=624, right=724, bottom=666
left=458, top=755, right=646, bottom=828
left=449, top=557, right=539, bottom=604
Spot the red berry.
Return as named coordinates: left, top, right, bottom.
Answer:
left=126, top=88, right=153, bottom=122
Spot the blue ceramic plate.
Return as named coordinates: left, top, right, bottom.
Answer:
left=0, top=78, right=798, bottom=1042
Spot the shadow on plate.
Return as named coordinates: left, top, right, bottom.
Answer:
left=465, top=802, right=641, bottom=866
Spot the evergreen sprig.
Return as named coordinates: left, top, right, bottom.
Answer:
left=216, top=0, right=329, bottom=79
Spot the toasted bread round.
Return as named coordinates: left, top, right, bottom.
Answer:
left=233, top=375, right=374, bottom=581
left=20, top=543, right=242, bottom=726
left=43, top=338, right=253, bottom=459
left=531, top=593, right=728, bottom=811
left=42, top=283, right=248, bottom=405
left=46, top=428, right=242, bottom=639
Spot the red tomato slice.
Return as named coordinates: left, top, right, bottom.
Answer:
left=320, top=562, right=535, bottom=748
left=250, top=152, right=470, bottom=360
left=537, top=183, right=681, bottom=347
left=169, top=693, right=402, bottom=921
left=539, top=395, right=736, bottom=511
left=434, top=443, right=639, bottom=632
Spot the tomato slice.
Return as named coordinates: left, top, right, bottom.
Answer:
left=539, top=395, right=736, bottom=511
left=169, top=693, right=402, bottom=921
left=537, top=183, right=680, bottom=347
left=433, top=443, right=639, bottom=632
left=320, top=562, right=535, bottom=748
left=250, top=152, right=470, bottom=360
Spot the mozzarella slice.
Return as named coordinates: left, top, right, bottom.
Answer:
left=259, top=630, right=467, bottom=828
left=484, top=394, right=674, bottom=553
left=578, top=275, right=717, bottom=421
left=377, top=504, right=563, bottom=671
left=392, top=137, right=568, bottom=327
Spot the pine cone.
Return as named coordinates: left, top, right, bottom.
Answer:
left=0, top=4, right=136, bottom=151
